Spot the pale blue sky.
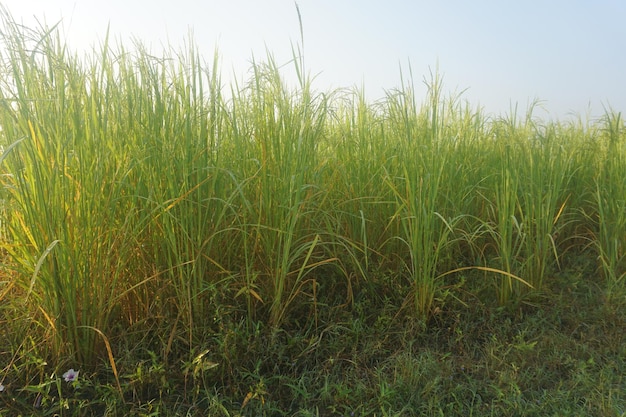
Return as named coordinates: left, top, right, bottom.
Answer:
left=2, top=0, right=625, bottom=120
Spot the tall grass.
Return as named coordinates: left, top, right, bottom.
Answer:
left=0, top=15, right=148, bottom=365
left=382, top=72, right=460, bottom=319
left=239, top=53, right=337, bottom=327
left=594, top=111, right=626, bottom=303
left=517, top=117, right=573, bottom=295
left=0, top=8, right=624, bottom=376
left=489, top=161, right=525, bottom=305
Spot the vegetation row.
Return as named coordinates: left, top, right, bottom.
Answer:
left=0, top=8, right=624, bottom=416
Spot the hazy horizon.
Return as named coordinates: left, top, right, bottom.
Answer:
left=1, top=0, right=625, bottom=121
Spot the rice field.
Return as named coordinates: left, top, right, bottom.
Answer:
left=0, top=7, right=624, bottom=416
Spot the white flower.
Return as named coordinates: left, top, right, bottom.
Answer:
left=62, top=369, right=79, bottom=382
left=0, top=383, right=4, bottom=392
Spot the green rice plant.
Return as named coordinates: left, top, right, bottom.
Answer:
left=0, top=12, right=151, bottom=364
left=0, top=8, right=234, bottom=363
left=488, top=166, right=526, bottom=305
left=382, top=73, right=461, bottom=320
left=547, top=118, right=599, bottom=259
left=129, top=41, right=242, bottom=345
left=385, top=163, right=458, bottom=320
left=431, top=92, right=489, bottom=273
left=485, top=105, right=572, bottom=299
left=323, top=88, right=393, bottom=277
left=235, top=52, right=337, bottom=327
left=517, top=121, right=573, bottom=294
left=594, top=111, right=626, bottom=302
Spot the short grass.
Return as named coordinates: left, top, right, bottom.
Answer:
left=0, top=7, right=624, bottom=416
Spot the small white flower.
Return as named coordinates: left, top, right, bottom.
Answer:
left=62, top=369, right=79, bottom=382
left=0, top=383, right=5, bottom=392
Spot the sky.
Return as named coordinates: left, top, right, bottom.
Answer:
left=1, top=0, right=625, bottom=121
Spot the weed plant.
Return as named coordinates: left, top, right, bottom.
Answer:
left=0, top=7, right=624, bottom=416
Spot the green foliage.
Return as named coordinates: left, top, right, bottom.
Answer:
left=0, top=7, right=624, bottom=416
left=594, top=111, right=626, bottom=303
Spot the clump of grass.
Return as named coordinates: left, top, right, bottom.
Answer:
left=516, top=115, right=573, bottom=296
left=593, top=111, right=626, bottom=303
left=0, top=11, right=143, bottom=365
